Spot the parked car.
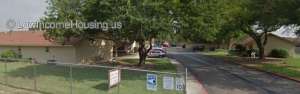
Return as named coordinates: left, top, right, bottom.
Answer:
left=148, top=49, right=166, bottom=57
left=162, top=42, right=170, bottom=48
left=193, top=45, right=205, bottom=51
left=152, top=47, right=167, bottom=53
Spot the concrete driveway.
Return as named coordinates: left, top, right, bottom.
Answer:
left=168, top=50, right=300, bottom=94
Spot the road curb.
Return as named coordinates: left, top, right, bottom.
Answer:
left=227, top=61, right=300, bottom=83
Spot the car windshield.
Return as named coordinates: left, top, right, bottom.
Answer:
left=151, top=51, right=160, bottom=53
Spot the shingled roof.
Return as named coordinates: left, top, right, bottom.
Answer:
left=241, top=33, right=298, bottom=46
left=0, top=31, right=79, bottom=46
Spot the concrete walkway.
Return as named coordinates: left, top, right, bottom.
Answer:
left=170, top=59, right=208, bottom=94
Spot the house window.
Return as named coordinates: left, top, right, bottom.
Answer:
left=45, top=47, right=50, bottom=53
left=18, top=47, right=21, bottom=52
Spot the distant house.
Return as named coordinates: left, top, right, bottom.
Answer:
left=0, top=31, right=113, bottom=63
left=242, top=33, right=298, bottom=57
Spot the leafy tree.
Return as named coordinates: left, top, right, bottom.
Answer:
left=43, top=0, right=174, bottom=66
left=226, top=0, right=296, bottom=59
left=42, top=0, right=84, bottom=43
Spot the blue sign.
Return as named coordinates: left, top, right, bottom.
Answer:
left=147, top=74, right=157, bottom=91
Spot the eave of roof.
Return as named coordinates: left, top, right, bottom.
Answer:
left=0, top=31, right=76, bottom=47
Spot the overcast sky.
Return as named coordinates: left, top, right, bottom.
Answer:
left=0, top=0, right=47, bottom=31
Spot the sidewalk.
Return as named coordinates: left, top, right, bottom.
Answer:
left=170, top=59, right=208, bottom=94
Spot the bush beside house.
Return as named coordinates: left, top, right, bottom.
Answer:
left=269, top=49, right=289, bottom=58
left=229, top=44, right=259, bottom=57
left=0, top=50, right=18, bottom=58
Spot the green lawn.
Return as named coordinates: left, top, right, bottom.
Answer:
left=244, top=56, right=300, bottom=80
left=0, top=58, right=182, bottom=94
left=119, top=58, right=177, bottom=72
left=205, top=50, right=300, bottom=80
left=202, top=49, right=228, bottom=56
left=259, top=63, right=300, bottom=79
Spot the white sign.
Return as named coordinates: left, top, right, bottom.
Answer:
left=147, top=74, right=157, bottom=91
left=175, top=77, right=184, bottom=91
left=108, top=69, right=121, bottom=88
left=163, top=76, right=174, bottom=90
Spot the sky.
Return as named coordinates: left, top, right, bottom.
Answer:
left=0, top=0, right=47, bottom=31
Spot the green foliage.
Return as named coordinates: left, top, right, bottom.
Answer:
left=269, top=48, right=289, bottom=58
left=1, top=50, right=18, bottom=58
left=43, top=0, right=300, bottom=60
left=235, top=44, right=247, bottom=53
left=43, top=0, right=177, bottom=47
left=262, top=63, right=300, bottom=79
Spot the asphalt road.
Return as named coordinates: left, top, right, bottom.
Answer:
left=168, top=50, right=300, bottom=94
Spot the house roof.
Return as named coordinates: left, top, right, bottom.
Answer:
left=241, top=33, right=297, bottom=46
left=0, top=31, right=78, bottom=47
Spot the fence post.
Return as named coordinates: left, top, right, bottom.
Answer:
left=69, top=64, right=73, bottom=94
left=117, top=68, right=120, bottom=94
left=32, top=59, right=37, bottom=91
left=4, top=59, right=8, bottom=86
left=184, top=68, right=188, bottom=94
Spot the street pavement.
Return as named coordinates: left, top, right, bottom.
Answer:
left=167, top=49, right=300, bottom=94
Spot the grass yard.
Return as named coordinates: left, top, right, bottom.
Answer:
left=245, top=57, right=300, bottom=80
left=0, top=58, right=182, bottom=94
left=118, top=58, right=177, bottom=72
left=0, top=84, right=41, bottom=94
left=201, top=49, right=228, bottom=56
left=205, top=50, right=300, bottom=80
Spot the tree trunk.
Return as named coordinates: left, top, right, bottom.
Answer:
left=114, top=45, right=118, bottom=57
left=258, top=45, right=265, bottom=59
left=254, top=38, right=266, bottom=59
left=227, top=38, right=234, bottom=50
left=138, top=40, right=147, bottom=66
left=137, top=39, right=153, bottom=66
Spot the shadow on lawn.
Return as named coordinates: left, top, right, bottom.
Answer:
left=6, top=64, right=146, bottom=81
left=119, top=58, right=176, bottom=72
left=3, top=63, right=148, bottom=93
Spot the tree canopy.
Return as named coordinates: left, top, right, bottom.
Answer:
left=43, top=0, right=300, bottom=64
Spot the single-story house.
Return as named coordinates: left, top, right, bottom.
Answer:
left=0, top=31, right=113, bottom=63
left=294, top=38, right=300, bottom=54
left=242, top=33, right=298, bottom=57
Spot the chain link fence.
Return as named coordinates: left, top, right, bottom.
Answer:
left=0, top=58, right=186, bottom=94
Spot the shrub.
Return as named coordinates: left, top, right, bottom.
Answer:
left=1, top=50, right=18, bottom=58
left=229, top=44, right=247, bottom=56
left=235, top=44, right=247, bottom=53
left=269, top=49, right=289, bottom=58
left=228, top=49, right=237, bottom=55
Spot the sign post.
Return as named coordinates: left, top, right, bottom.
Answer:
left=163, top=76, right=174, bottom=90
left=176, top=77, right=184, bottom=91
left=108, top=69, right=121, bottom=88
left=147, top=74, right=157, bottom=91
